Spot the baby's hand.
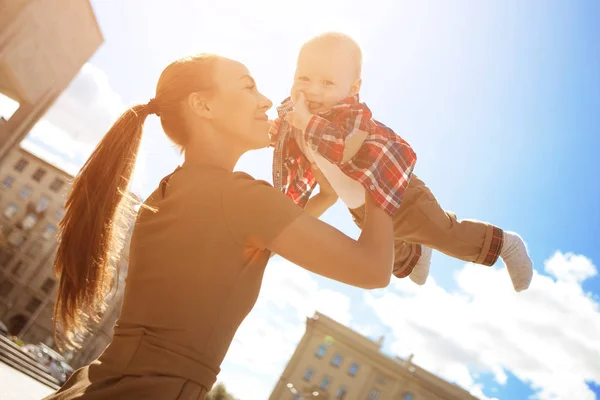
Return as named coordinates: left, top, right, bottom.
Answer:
left=268, top=119, right=280, bottom=145
left=285, top=91, right=312, bottom=132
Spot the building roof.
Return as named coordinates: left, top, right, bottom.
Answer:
left=308, top=312, right=478, bottom=400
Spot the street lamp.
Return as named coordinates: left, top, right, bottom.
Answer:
left=286, top=383, right=319, bottom=398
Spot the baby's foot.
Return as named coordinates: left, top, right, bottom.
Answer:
left=409, top=246, right=432, bottom=285
left=500, top=231, right=533, bottom=292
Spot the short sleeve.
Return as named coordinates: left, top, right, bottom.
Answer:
left=222, top=172, right=304, bottom=249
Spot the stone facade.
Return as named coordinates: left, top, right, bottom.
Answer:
left=270, top=312, right=479, bottom=400
left=0, top=147, right=133, bottom=367
left=0, top=0, right=103, bottom=161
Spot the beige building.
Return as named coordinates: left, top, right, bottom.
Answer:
left=270, top=313, right=478, bottom=400
left=0, top=146, right=133, bottom=366
left=0, top=0, right=103, bottom=161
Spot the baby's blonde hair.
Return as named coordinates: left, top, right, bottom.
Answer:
left=300, top=31, right=363, bottom=78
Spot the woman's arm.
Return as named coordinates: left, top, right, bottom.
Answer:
left=268, top=192, right=394, bottom=289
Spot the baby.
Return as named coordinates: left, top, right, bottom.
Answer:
left=270, top=32, right=533, bottom=291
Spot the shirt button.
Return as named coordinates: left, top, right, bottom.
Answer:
left=370, top=185, right=376, bottom=191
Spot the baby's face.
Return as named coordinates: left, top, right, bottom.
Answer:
left=291, top=44, right=361, bottom=114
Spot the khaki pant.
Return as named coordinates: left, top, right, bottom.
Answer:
left=349, top=175, right=504, bottom=278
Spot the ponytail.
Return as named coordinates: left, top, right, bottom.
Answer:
left=53, top=104, right=150, bottom=349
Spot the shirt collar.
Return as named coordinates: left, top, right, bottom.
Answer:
left=276, top=94, right=361, bottom=118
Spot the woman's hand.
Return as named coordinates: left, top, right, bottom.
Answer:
left=312, top=164, right=337, bottom=202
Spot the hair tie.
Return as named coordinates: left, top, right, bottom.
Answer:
left=146, top=98, right=161, bottom=116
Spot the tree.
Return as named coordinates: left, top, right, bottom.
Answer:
left=206, top=383, right=237, bottom=400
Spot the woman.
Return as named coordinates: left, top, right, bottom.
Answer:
left=45, top=54, right=393, bottom=399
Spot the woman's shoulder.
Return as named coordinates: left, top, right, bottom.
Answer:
left=230, top=171, right=274, bottom=188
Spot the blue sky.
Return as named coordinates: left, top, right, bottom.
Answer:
left=16, top=1, right=600, bottom=399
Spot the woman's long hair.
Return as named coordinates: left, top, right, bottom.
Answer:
left=53, top=54, right=222, bottom=349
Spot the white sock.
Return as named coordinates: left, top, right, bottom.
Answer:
left=409, top=246, right=432, bottom=286
left=500, top=231, right=533, bottom=292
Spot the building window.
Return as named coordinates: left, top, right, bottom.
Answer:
left=19, top=185, right=32, bottom=199
left=336, top=386, right=348, bottom=399
left=368, top=389, right=381, bottom=400
left=36, top=196, right=51, bottom=213
left=32, top=168, right=47, bottom=182
left=49, top=177, right=65, bottom=192
left=331, top=353, right=343, bottom=367
left=2, top=176, right=15, bottom=189
left=26, top=297, right=42, bottom=314
left=4, top=203, right=19, bottom=218
left=11, top=260, right=26, bottom=277
left=26, top=241, right=43, bottom=258
left=0, top=249, right=14, bottom=267
left=403, top=393, right=414, bottom=400
left=376, top=376, right=386, bottom=385
left=40, top=278, right=56, bottom=295
left=21, top=213, right=37, bottom=230
left=56, top=208, right=65, bottom=221
left=315, top=344, right=327, bottom=358
left=303, top=367, right=314, bottom=382
left=320, top=376, right=331, bottom=390
left=348, top=362, right=359, bottom=377
left=14, top=158, right=29, bottom=172
left=7, top=230, right=26, bottom=247
left=0, top=280, right=14, bottom=296
left=42, top=224, right=56, bottom=240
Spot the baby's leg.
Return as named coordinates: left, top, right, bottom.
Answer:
left=348, top=207, right=430, bottom=283
left=394, top=175, right=532, bottom=291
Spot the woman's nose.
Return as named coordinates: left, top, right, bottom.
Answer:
left=258, top=93, right=273, bottom=111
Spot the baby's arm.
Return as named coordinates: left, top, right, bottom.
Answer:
left=303, top=104, right=374, bottom=165
left=304, top=166, right=338, bottom=218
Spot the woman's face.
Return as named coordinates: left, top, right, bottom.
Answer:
left=206, top=59, right=273, bottom=150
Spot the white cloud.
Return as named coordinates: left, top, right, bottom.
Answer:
left=21, top=63, right=151, bottom=195
left=217, top=258, right=353, bottom=399
left=365, top=251, right=600, bottom=400
left=544, top=251, right=596, bottom=284
left=44, top=63, right=125, bottom=146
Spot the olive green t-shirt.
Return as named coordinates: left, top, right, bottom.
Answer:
left=114, top=161, right=303, bottom=387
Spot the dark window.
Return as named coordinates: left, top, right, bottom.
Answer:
left=336, top=386, right=348, bottom=399
left=348, top=362, right=359, bottom=376
left=11, top=260, right=26, bottom=277
left=0, top=280, right=14, bottom=296
left=40, top=278, right=56, bottom=294
left=26, top=241, right=43, bottom=258
left=32, top=168, right=47, bottom=182
left=26, top=297, right=42, bottom=314
left=49, top=178, right=65, bottom=192
left=14, top=158, right=28, bottom=172
left=0, top=249, right=14, bottom=267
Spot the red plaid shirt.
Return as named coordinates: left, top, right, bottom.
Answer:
left=271, top=95, right=417, bottom=216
